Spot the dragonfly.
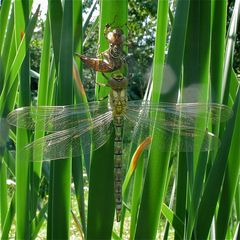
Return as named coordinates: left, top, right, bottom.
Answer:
left=7, top=72, right=232, bottom=222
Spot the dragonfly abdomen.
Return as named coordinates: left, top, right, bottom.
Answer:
left=113, top=115, right=124, bottom=222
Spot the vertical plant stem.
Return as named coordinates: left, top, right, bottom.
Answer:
left=15, top=0, right=32, bottom=238
left=211, top=0, right=227, bottom=103
left=47, top=0, right=73, bottom=239
left=87, top=0, right=127, bottom=238
left=30, top=12, right=51, bottom=229
left=0, top=158, right=7, bottom=230
left=196, top=89, right=240, bottom=239
left=135, top=0, right=189, bottom=238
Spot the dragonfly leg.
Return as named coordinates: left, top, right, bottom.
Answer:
left=96, top=82, right=109, bottom=88
left=95, top=81, right=109, bottom=100
left=98, top=95, right=109, bottom=101
left=102, top=72, right=110, bottom=81
left=95, top=74, right=110, bottom=100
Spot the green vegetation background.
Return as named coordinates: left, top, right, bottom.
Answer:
left=0, top=0, right=240, bottom=239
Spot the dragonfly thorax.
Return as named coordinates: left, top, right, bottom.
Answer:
left=108, top=74, right=128, bottom=90
left=110, top=89, right=127, bottom=116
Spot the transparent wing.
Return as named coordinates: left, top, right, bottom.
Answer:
left=7, top=100, right=110, bottom=131
left=125, top=108, right=220, bottom=152
left=127, top=101, right=233, bottom=127
left=25, top=111, right=113, bottom=162
left=155, top=127, right=220, bottom=152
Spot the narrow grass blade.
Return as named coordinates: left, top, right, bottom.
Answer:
left=2, top=7, right=15, bottom=84
left=194, top=1, right=240, bottom=237
left=0, top=0, right=12, bottom=94
left=82, top=16, right=99, bottom=48
left=3, top=145, right=15, bottom=176
left=1, top=193, right=15, bottom=239
left=122, top=137, right=151, bottom=239
left=186, top=153, right=210, bottom=239
left=222, top=0, right=240, bottom=103
left=72, top=62, right=88, bottom=233
left=195, top=89, right=240, bottom=239
left=71, top=209, right=84, bottom=239
left=87, top=137, right=115, bottom=239
left=15, top=0, right=32, bottom=237
left=216, top=92, right=240, bottom=238
left=150, top=0, right=169, bottom=104
left=72, top=60, right=90, bottom=236
left=233, top=223, right=240, bottom=240
left=210, top=0, right=227, bottom=102
left=229, top=69, right=239, bottom=104
left=122, top=136, right=152, bottom=191
left=82, top=0, right=98, bottom=34
left=47, top=0, right=73, bottom=239
left=37, top=15, right=51, bottom=105
left=0, top=5, right=40, bottom=117
left=47, top=58, right=56, bottom=105
left=182, top=1, right=214, bottom=238
left=0, top=0, right=11, bottom=53
left=236, top=185, right=240, bottom=221
left=46, top=1, right=63, bottom=237
left=133, top=0, right=169, bottom=237
left=162, top=178, right=176, bottom=239
left=72, top=154, right=86, bottom=236
left=174, top=154, right=187, bottom=239
left=0, top=120, right=9, bottom=232
left=73, top=0, right=82, bottom=53
left=161, top=203, right=184, bottom=238
left=0, top=157, right=7, bottom=230
left=48, top=0, right=63, bottom=71
left=112, top=231, right=122, bottom=240
left=128, top=153, right=145, bottom=240
left=30, top=12, right=51, bottom=224
left=31, top=203, right=48, bottom=239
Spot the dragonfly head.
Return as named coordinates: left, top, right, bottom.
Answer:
left=112, top=73, right=124, bottom=82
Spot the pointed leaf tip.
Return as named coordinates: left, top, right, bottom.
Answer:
left=130, top=136, right=152, bottom=173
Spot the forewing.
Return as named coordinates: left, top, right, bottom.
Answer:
left=24, top=111, right=113, bottom=162
left=7, top=100, right=110, bottom=131
left=127, top=100, right=233, bottom=127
